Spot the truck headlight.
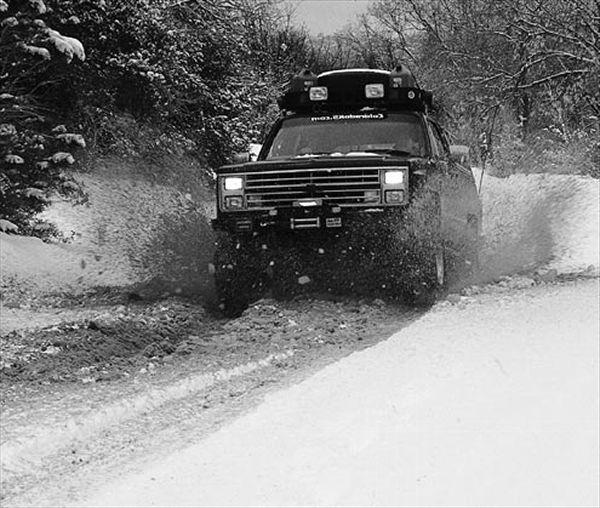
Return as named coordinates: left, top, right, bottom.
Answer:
left=224, top=176, right=243, bottom=190
left=383, top=170, right=404, bottom=185
left=224, top=196, right=244, bottom=209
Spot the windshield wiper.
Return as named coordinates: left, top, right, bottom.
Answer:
left=365, top=148, right=415, bottom=157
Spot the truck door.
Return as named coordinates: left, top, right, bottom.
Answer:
left=428, top=120, right=481, bottom=246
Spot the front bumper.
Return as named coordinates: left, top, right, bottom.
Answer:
left=212, top=205, right=406, bottom=234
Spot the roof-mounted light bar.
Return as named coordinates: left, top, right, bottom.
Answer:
left=278, top=66, right=433, bottom=113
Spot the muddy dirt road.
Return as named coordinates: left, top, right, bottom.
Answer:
left=1, top=276, right=598, bottom=507
left=0, top=293, right=419, bottom=507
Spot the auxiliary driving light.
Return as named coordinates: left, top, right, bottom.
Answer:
left=385, top=190, right=405, bottom=203
left=224, top=176, right=243, bottom=190
left=383, top=170, right=404, bottom=185
left=365, top=83, right=385, bottom=99
left=225, top=195, right=244, bottom=209
left=309, top=86, right=328, bottom=101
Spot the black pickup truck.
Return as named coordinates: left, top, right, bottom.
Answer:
left=212, top=67, right=481, bottom=315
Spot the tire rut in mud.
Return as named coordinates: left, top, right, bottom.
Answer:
left=0, top=294, right=414, bottom=392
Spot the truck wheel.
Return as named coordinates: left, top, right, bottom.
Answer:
left=449, top=217, right=481, bottom=283
left=213, top=233, right=266, bottom=317
left=400, top=248, right=446, bottom=306
left=462, top=241, right=480, bottom=280
left=464, top=217, right=481, bottom=278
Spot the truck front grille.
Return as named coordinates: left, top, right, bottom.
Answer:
left=244, top=166, right=384, bottom=209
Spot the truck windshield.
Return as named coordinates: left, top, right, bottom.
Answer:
left=265, top=112, right=428, bottom=159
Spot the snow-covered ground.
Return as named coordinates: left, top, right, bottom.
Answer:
left=79, top=278, right=599, bottom=508
left=0, top=232, right=127, bottom=294
left=1, top=170, right=598, bottom=507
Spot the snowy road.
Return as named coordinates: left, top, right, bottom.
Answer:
left=79, top=278, right=599, bottom=508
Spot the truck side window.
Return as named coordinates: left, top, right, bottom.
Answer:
left=427, top=120, right=443, bottom=157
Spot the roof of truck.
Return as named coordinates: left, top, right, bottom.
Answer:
left=318, top=69, right=390, bottom=78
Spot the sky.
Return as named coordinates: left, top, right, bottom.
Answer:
left=286, top=0, right=372, bottom=35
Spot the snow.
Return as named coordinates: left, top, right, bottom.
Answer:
left=4, top=154, right=24, bottom=164
left=0, top=231, right=131, bottom=293
left=79, top=279, right=599, bottom=507
left=56, top=133, right=86, bottom=148
left=0, top=219, right=18, bottom=233
left=50, top=151, right=75, bottom=164
left=1, top=170, right=210, bottom=296
left=1, top=169, right=598, bottom=506
left=476, top=169, right=599, bottom=277
left=0, top=350, right=294, bottom=475
left=22, top=44, right=51, bottom=60
left=44, top=28, right=85, bottom=62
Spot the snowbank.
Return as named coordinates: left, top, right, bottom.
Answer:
left=1, top=167, right=214, bottom=298
left=0, top=232, right=129, bottom=295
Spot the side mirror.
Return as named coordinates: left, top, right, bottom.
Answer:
left=249, top=143, right=262, bottom=162
left=230, top=143, right=263, bottom=164
left=232, top=152, right=250, bottom=164
left=449, top=144, right=470, bottom=166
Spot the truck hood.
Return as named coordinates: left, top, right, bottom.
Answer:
left=217, top=155, right=427, bottom=174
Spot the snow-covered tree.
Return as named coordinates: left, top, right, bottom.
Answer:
left=1, top=0, right=86, bottom=234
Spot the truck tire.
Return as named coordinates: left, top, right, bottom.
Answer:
left=398, top=247, right=445, bottom=306
left=213, top=232, right=266, bottom=317
left=445, top=215, right=481, bottom=284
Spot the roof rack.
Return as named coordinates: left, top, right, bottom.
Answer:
left=278, top=65, right=433, bottom=113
